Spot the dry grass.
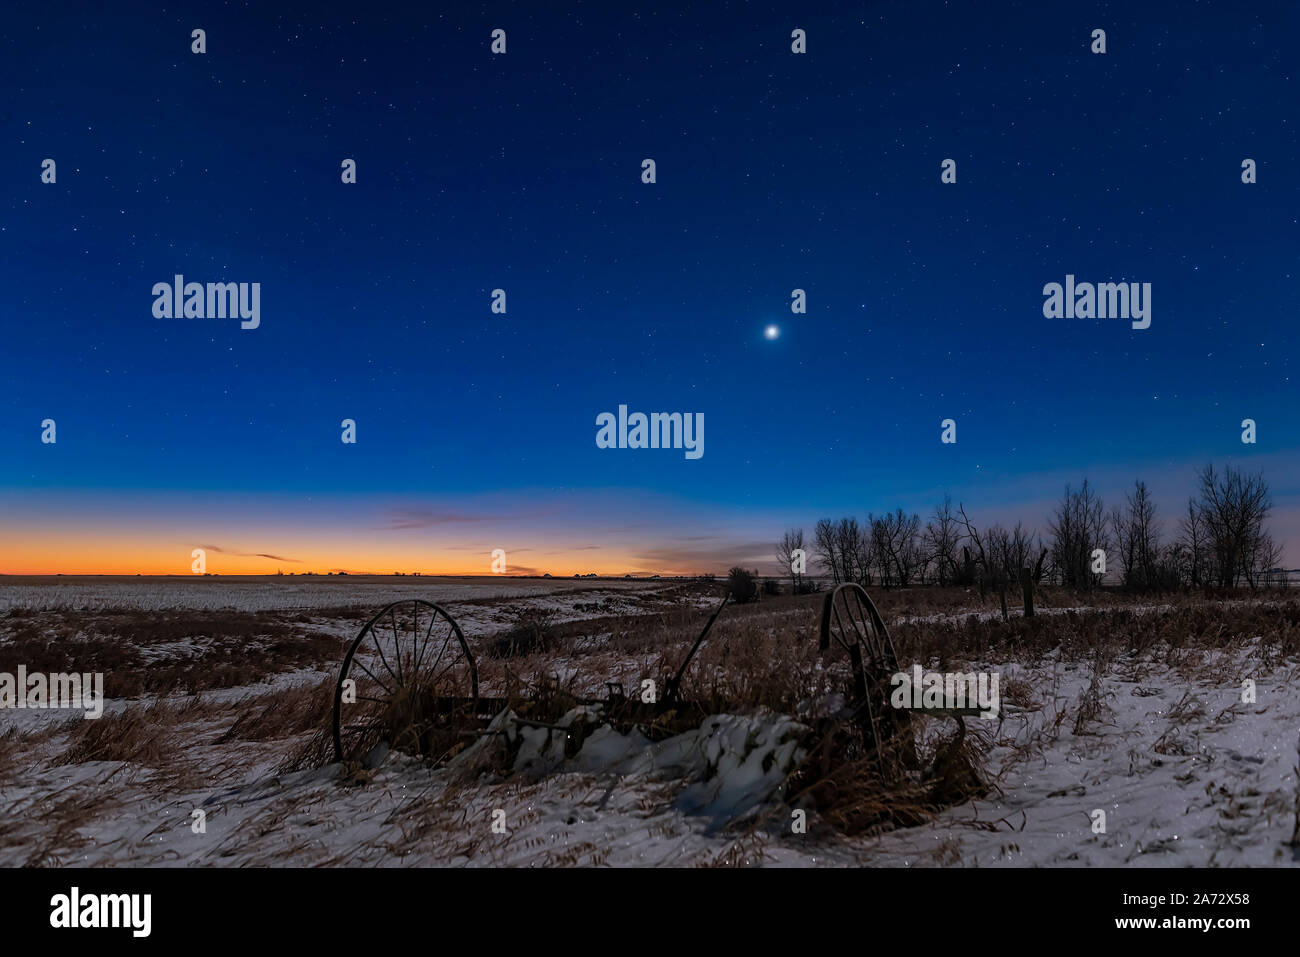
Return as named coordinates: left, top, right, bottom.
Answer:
left=483, top=608, right=562, bottom=659
left=0, top=725, right=21, bottom=785
left=12, top=788, right=110, bottom=866
left=0, top=609, right=345, bottom=697
left=220, top=679, right=334, bottom=745
left=889, top=597, right=1300, bottom=669
left=1071, top=651, right=1115, bottom=736
left=783, top=711, right=987, bottom=837
left=338, top=587, right=1300, bottom=838
left=55, top=701, right=190, bottom=768
left=7, top=583, right=1299, bottom=857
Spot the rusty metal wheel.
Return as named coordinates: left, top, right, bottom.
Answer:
left=819, top=582, right=899, bottom=671
left=817, top=583, right=912, bottom=772
left=333, top=599, right=478, bottom=765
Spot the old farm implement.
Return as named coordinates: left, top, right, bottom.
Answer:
left=331, top=584, right=977, bottom=780
left=331, top=594, right=733, bottom=765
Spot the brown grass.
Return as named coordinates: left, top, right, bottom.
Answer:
left=218, top=679, right=334, bottom=745
left=8, top=584, right=1299, bottom=855
left=483, top=608, right=562, bottom=659
left=55, top=703, right=181, bottom=767
left=0, top=609, right=345, bottom=697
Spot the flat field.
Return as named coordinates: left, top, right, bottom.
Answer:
left=1, top=576, right=1297, bottom=867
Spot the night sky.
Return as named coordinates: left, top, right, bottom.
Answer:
left=2, top=1, right=1296, bottom=575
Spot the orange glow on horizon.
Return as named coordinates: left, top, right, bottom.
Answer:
left=0, top=532, right=703, bottom=578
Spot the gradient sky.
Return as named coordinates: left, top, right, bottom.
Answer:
left=2, top=1, right=1297, bottom=575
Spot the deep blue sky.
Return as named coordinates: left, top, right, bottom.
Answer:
left=2, top=1, right=1297, bottom=574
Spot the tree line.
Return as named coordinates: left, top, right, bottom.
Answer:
left=775, top=463, right=1285, bottom=594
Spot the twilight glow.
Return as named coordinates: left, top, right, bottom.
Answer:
left=1, top=3, right=1296, bottom=576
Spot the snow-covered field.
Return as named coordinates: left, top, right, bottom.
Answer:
left=868, top=647, right=1300, bottom=867
left=0, top=575, right=665, bottom=613
left=2, top=578, right=1298, bottom=867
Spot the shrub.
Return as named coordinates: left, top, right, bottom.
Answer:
left=484, top=608, right=559, bottom=658
left=727, top=567, right=760, bottom=604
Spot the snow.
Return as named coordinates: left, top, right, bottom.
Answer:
left=3, top=643, right=1297, bottom=866
left=0, top=577, right=672, bottom=614
left=2, top=581, right=1297, bottom=867
left=862, top=643, right=1300, bottom=867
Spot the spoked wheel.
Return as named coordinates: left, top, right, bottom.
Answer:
left=817, top=583, right=912, bottom=772
left=333, top=599, right=478, bottom=765
left=819, top=582, right=899, bottom=671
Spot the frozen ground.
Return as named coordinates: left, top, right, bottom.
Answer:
left=867, top=645, right=1300, bottom=867
left=1, top=579, right=1297, bottom=867
left=0, top=575, right=672, bottom=614
left=4, top=653, right=1295, bottom=867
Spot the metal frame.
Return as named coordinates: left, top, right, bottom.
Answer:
left=331, top=593, right=728, bottom=764
left=329, top=583, right=942, bottom=773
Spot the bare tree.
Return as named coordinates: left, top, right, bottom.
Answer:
left=1176, top=497, right=1207, bottom=588
left=1129, top=481, right=1160, bottom=587
left=983, top=523, right=1011, bottom=578
left=899, top=518, right=926, bottom=586
left=814, top=517, right=869, bottom=586
left=956, top=503, right=996, bottom=597
left=981, top=521, right=1037, bottom=582
left=923, top=496, right=962, bottom=586
left=813, top=518, right=841, bottom=584
left=1007, top=522, right=1039, bottom=580
left=867, top=516, right=887, bottom=587
left=1245, top=528, right=1284, bottom=589
left=869, top=509, right=922, bottom=587
left=837, top=517, right=871, bottom=586
left=1111, top=480, right=1161, bottom=590
left=775, top=528, right=805, bottom=593
left=1047, top=479, right=1110, bottom=589
left=1193, top=464, right=1279, bottom=589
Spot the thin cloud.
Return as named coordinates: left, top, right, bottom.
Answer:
left=376, top=509, right=498, bottom=530
left=376, top=504, right=556, bottom=531
left=198, top=544, right=302, bottom=563
left=633, top=540, right=775, bottom=573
